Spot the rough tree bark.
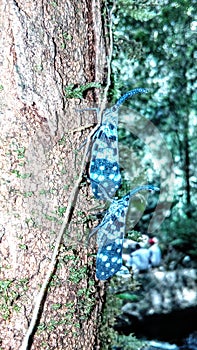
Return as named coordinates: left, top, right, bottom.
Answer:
left=0, top=0, right=107, bottom=349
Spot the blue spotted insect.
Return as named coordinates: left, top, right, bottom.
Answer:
left=89, top=88, right=148, bottom=200
left=90, top=184, right=159, bottom=280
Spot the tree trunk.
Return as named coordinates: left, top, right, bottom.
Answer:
left=184, top=118, right=191, bottom=209
left=0, top=0, right=107, bottom=349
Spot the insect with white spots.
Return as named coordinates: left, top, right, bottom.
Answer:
left=91, top=184, right=159, bottom=280
left=89, top=88, right=148, bottom=200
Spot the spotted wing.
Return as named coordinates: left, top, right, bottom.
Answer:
left=94, top=186, right=159, bottom=279
left=89, top=116, right=121, bottom=200
left=96, top=203, right=127, bottom=280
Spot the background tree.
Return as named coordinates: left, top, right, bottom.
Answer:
left=111, top=0, right=197, bottom=253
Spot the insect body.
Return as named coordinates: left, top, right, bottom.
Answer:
left=90, top=88, right=148, bottom=200
left=93, top=184, right=159, bottom=280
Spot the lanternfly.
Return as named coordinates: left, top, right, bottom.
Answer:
left=89, top=88, right=148, bottom=200
left=91, top=184, right=159, bottom=280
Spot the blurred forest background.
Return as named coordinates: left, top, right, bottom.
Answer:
left=100, top=1, right=196, bottom=349
left=109, top=0, right=196, bottom=259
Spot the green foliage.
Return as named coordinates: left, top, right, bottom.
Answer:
left=15, top=146, right=26, bottom=159
left=162, top=215, right=197, bottom=258
left=68, top=266, right=87, bottom=284
left=126, top=229, right=144, bottom=242
left=23, top=191, right=34, bottom=198
left=51, top=303, right=62, bottom=310
left=117, top=0, right=162, bottom=21
left=111, top=0, right=196, bottom=250
left=57, top=206, right=67, bottom=217
left=49, top=275, right=62, bottom=288
left=0, top=279, right=29, bottom=320
left=40, top=253, right=96, bottom=336
left=99, top=1, right=196, bottom=344
left=18, top=244, right=28, bottom=250
left=111, top=333, right=145, bottom=350
left=113, top=0, right=196, bottom=116
left=62, top=32, right=72, bottom=41
left=11, top=170, right=32, bottom=179
left=50, top=1, right=57, bottom=7
left=64, top=82, right=101, bottom=99
left=100, top=276, right=143, bottom=350
left=115, top=292, right=139, bottom=301
left=44, top=213, right=59, bottom=222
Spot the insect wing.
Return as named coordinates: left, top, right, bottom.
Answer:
left=94, top=187, right=159, bottom=280
left=90, top=110, right=121, bottom=200
left=96, top=201, right=128, bottom=280
left=96, top=239, right=123, bottom=280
